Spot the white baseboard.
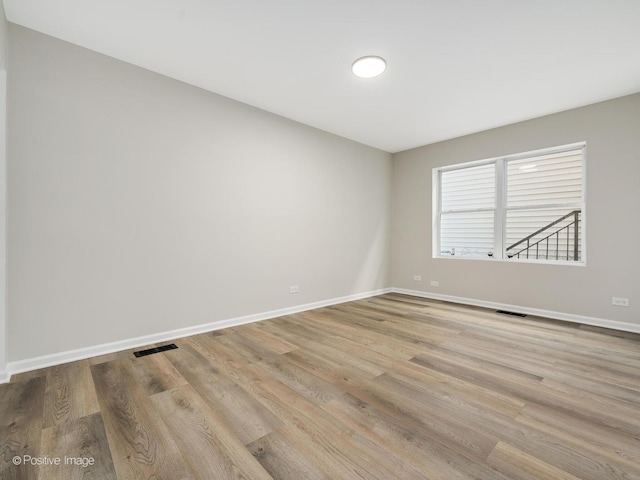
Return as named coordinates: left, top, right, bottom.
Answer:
left=392, top=287, right=640, bottom=334
left=2, top=287, right=392, bottom=383
left=4, top=285, right=636, bottom=384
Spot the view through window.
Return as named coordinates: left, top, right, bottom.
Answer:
left=434, top=143, right=585, bottom=263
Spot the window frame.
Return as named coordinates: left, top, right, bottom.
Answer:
left=432, top=142, right=587, bottom=265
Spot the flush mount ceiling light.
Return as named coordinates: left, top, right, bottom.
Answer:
left=351, top=56, right=387, bottom=78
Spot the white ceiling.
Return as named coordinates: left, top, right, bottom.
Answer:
left=4, top=0, right=640, bottom=153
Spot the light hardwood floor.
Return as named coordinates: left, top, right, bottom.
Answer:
left=2, top=293, right=640, bottom=479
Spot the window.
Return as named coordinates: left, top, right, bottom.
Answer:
left=433, top=143, right=585, bottom=264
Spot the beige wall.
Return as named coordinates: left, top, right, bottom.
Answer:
left=392, top=93, right=640, bottom=326
left=0, top=3, right=7, bottom=378
left=8, top=25, right=391, bottom=361
left=0, top=1, right=7, bottom=67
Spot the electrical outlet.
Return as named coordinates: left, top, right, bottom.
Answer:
left=289, top=285, right=300, bottom=294
left=413, top=275, right=422, bottom=281
left=612, top=297, right=629, bottom=307
left=430, top=280, right=440, bottom=287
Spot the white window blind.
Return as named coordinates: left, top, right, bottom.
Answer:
left=439, top=163, right=495, bottom=257
left=434, top=143, right=585, bottom=263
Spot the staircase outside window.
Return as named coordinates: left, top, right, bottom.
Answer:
left=506, top=209, right=581, bottom=261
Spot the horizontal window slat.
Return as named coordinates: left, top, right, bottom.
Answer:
left=441, top=164, right=495, bottom=210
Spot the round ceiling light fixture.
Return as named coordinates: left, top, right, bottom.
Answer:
left=351, top=56, right=387, bottom=79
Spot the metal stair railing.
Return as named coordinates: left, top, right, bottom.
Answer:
left=506, top=210, right=581, bottom=261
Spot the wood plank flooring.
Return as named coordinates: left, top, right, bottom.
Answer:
left=2, top=293, right=640, bottom=479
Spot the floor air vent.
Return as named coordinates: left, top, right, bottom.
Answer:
left=496, top=310, right=527, bottom=317
left=134, top=343, right=178, bottom=358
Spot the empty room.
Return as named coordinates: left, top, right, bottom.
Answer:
left=1, top=1, right=639, bottom=479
